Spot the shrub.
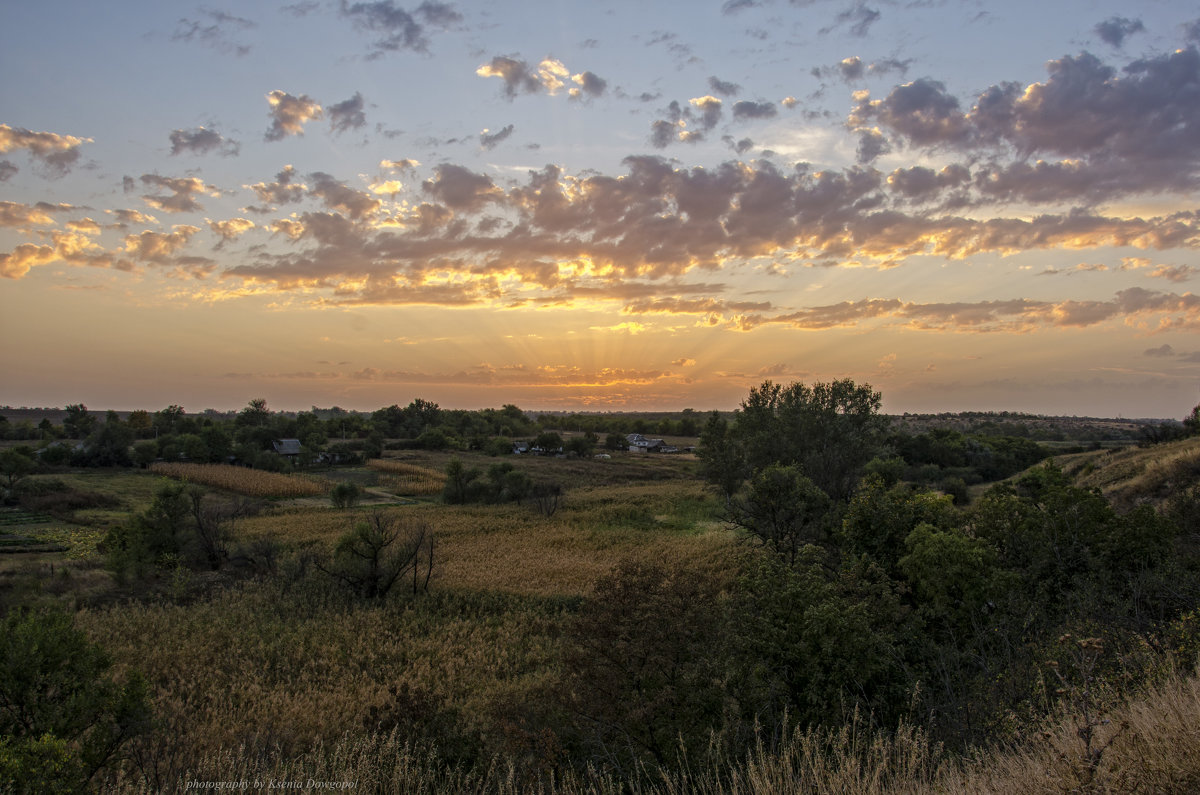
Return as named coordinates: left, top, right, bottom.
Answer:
left=330, top=480, right=362, bottom=509
left=0, top=610, right=150, bottom=792
left=317, top=512, right=434, bottom=599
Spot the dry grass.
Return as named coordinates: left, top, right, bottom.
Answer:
left=233, top=483, right=735, bottom=599
left=1060, top=436, right=1200, bottom=510
left=92, top=664, right=1200, bottom=794
left=79, top=579, right=567, bottom=788
left=367, top=459, right=447, bottom=496
left=939, top=668, right=1200, bottom=794
left=149, top=462, right=327, bottom=498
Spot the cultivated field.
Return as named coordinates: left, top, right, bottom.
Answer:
left=149, top=462, right=328, bottom=498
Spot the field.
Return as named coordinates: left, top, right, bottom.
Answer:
left=149, top=462, right=328, bottom=498
left=2, top=442, right=1199, bottom=793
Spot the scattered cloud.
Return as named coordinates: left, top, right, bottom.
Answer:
left=825, top=3, right=881, bottom=37
left=139, top=174, right=221, bottom=214
left=850, top=48, right=1200, bottom=201
left=476, top=56, right=595, bottom=98
left=328, top=92, right=367, bottom=134
left=0, top=124, right=92, bottom=175
left=339, top=0, right=462, bottom=57
left=208, top=217, right=256, bottom=241
left=1148, top=264, right=1198, bottom=282
left=265, top=90, right=323, bottom=141
left=245, top=165, right=307, bottom=210
left=708, top=75, right=741, bottom=97
left=731, top=100, right=777, bottom=120
left=172, top=9, right=255, bottom=56
left=0, top=201, right=77, bottom=228
left=169, top=127, right=239, bottom=157
left=308, top=172, right=383, bottom=219
left=569, top=70, right=607, bottom=99
left=479, top=124, right=514, bottom=150
left=1095, top=16, right=1144, bottom=48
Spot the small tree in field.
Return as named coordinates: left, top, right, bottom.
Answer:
left=531, top=482, right=563, bottom=517
left=330, top=480, right=362, bottom=508
left=318, top=512, right=434, bottom=599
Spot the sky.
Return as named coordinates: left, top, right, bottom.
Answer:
left=1, top=1, right=1199, bottom=418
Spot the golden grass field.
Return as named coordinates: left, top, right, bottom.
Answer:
left=366, top=459, right=448, bottom=496
left=149, top=462, right=328, bottom=498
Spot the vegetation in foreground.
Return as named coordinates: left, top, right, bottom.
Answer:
left=0, top=384, right=1197, bottom=793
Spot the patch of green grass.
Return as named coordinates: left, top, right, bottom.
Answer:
left=0, top=508, right=53, bottom=526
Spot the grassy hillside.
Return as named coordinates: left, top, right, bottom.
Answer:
left=1057, top=435, right=1200, bottom=512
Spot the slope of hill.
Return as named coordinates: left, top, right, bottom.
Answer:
left=1057, top=435, right=1200, bottom=512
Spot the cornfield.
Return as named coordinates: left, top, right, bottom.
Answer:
left=148, top=462, right=327, bottom=498
left=368, top=459, right=447, bottom=496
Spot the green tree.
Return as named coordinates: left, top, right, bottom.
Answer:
left=697, top=411, right=744, bottom=500
left=729, top=464, right=832, bottom=565
left=125, top=410, right=152, bottom=438
left=0, top=447, right=37, bottom=489
left=442, top=459, right=481, bottom=504
left=754, top=379, right=889, bottom=502
left=561, top=561, right=728, bottom=768
left=131, top=440, right=158, bottom=468
left=730, top=549, right=913, bottom=733
left=104, top=482, right=190, bottom=576
left=839, top=475, right=956, bottom=571
left=532, top=431, right=563, bottom=454
left=0, top=610, right=149, bottom=792
left=152, top=405, right=185, bottom=436
left=564, top=432, right=597, bottom=457
left=1184, top=402, right=1200, bottom=436
left=236, top=398, right=270, bottom=428
left=80, top=413, right=134, bottom=467
left=62, top=404, right=95, bottom=440
left=317, top=512, right=434, bottom=599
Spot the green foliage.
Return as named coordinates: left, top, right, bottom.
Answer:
left=0, top=610, right=149, bottom=791
left=317, top=512, right=434, bottom=599
left=330, top=480, right=363, bottom=509
left=969, top=463, right=1176, bottom=603
left=533, top=431, right=564, bottom=453
left=700, top=380, right=887, bottom=504
left=105, top=481, right=191, bottom=577
left=839, top=476, right=956, bottom=571
left=442, top=459, right=482, bottom=505
left=561, top=561, right=727, bottom=767
left=0, top=733, right=83, bottom=795
left=899, top=523, right=1005, bottom=634
left=564, top=432, right=597, bottom=457
left=892, top=428, right=1049, bottom=484
left=131, top=440, right=158, bottom=468
left=745, top=380, right=888, bottom=502
left=62, top=403, right=95, bottom=440
left=729, top=464, right=833, bottom=564
left=729, top=549, right=913, bottom=732
left=698, top=411, right=744, bottom=500
left=0, top=447, right=38, bottom=489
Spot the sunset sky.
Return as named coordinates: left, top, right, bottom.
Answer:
left=2, top=1, right=1199, bottom=417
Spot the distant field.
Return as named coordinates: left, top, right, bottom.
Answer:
left=149, top=462, right=327, bottom=498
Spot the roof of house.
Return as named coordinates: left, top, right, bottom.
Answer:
left=273, top=438, right=302, bottom=455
